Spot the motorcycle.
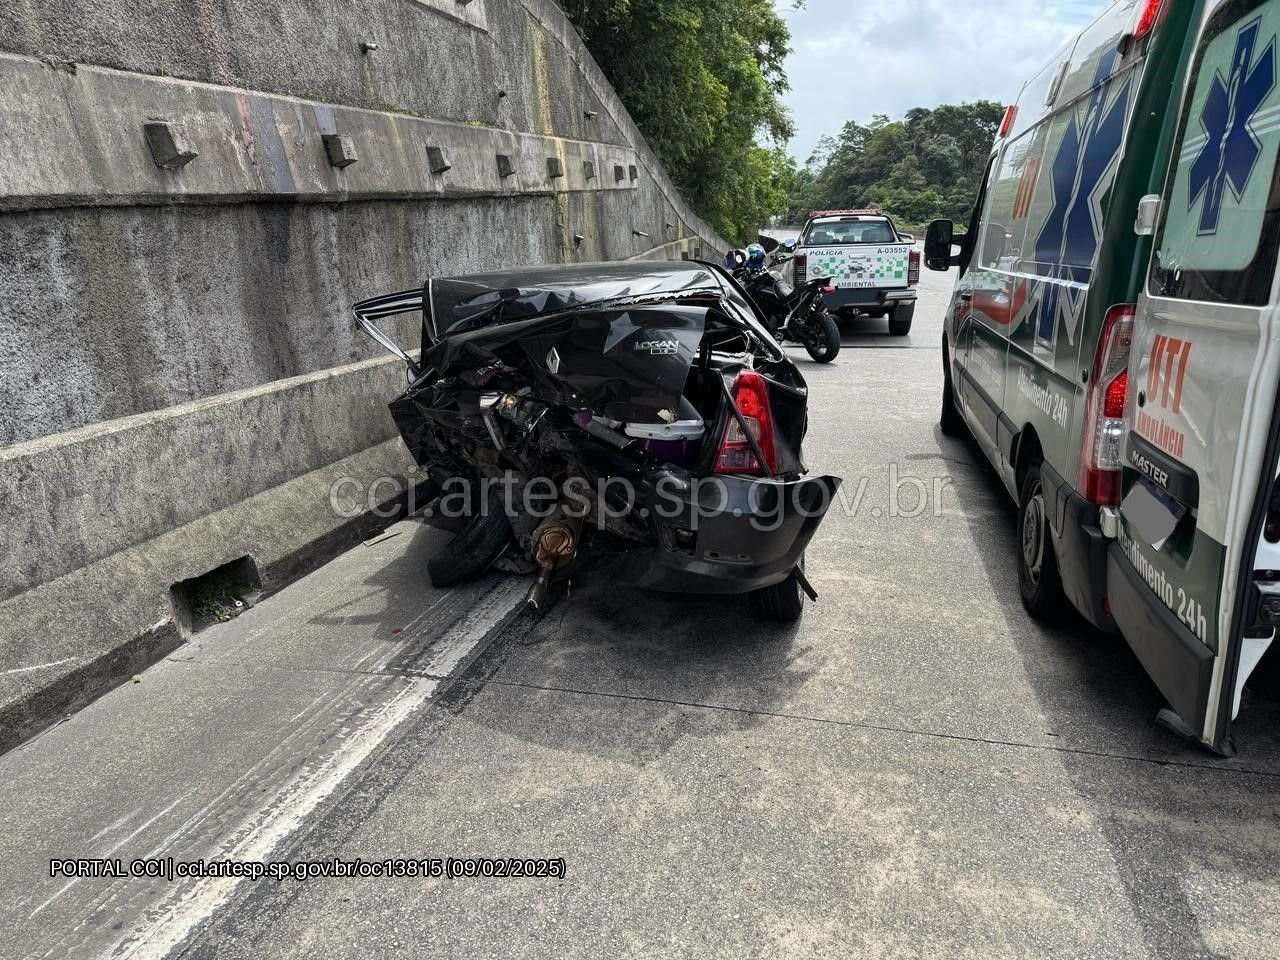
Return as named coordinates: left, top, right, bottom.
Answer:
left=353, top=260, right=843, bottom=622
left=732, top=239, right=842, bottom=364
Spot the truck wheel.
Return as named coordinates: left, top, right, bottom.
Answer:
left=940, top=344, right=966, bottom=437
left=749, top=559, right=806, bottom=622
left=888, top=303, right=914, bottom=336
left=1017, top=464, right=1067, bottom=621
left=427, top=483, right=514, bottom=588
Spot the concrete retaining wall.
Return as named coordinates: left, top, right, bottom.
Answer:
left=0, top=0, right=727, bottom=751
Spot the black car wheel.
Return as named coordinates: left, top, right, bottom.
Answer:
left=1017, top=464, right=1066, bottom=621
left=427, top=482, right=514, bottom=588
left=749, top=558, right=806, bottom=621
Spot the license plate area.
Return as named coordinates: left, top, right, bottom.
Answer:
left=1123, top=475, right=1188, bottom=549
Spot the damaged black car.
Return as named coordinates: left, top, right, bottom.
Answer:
left=353, top=260, right=842, bottom=621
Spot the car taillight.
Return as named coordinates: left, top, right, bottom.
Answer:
left=715, top=371, right=777, bottom=476
left=1079, top=304, right=1135, bottom=505
left=908, top=249, right=920, bottom=286
left=793, top=253, right=808, bottom=280
left=1129, top=0, right=1165, bottom=40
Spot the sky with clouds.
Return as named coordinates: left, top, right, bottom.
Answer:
left=776, top=0, right=1111, bottom=163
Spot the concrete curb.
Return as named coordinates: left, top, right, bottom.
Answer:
left=0, top=444, right=432, bottom=756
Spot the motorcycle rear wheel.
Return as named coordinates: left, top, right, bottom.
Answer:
left=800, top=310, right=841, bottom=363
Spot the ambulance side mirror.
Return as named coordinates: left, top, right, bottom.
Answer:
left=925, top=219, right=961, bottom=271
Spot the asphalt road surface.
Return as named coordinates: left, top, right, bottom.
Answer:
left=3, top=266, right=1280, bottom=960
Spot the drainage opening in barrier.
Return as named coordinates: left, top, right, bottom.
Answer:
left=170, top=556, right=263, bottom=634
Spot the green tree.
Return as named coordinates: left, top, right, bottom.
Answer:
left=920, top=135, right=961, bottom=185
left=562, top=0, right=801, bottom=244
left=787, top=100, right=1003, bottom=230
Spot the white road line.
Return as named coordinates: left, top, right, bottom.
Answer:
left=29, top=792, right=193, bottom=921
left=88, top=807, right=144, bottom=843
left=286, top=691, right=332, bottom=724
left=2, top=657, right=76, bottom=676
left=107, top=578, right=526, bottom=960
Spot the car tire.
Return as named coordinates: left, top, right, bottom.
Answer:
left=427, top=483, right=514, bottom=588
left=749, top=558, right=806, bottom=622
left=888, top=303, right=914, bottom=336
left=940, top=345, right=966, bottom=437
left=1017, top=464, right=1067, bottom=621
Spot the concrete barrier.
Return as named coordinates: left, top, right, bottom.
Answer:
left=0, top=357, right=430, bottom=752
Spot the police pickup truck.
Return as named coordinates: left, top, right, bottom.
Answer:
left=786, top=209, right=920, bottom=336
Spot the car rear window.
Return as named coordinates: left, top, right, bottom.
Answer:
left=803, top=220, right=898, bottom=245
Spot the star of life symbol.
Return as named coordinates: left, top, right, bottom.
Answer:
left=1188, top=16, right=1276, bottom=235
left=1027, top=52, right=1129, bottom=347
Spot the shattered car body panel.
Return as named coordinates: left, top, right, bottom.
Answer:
left=354, top=260, right=842, bottom=609
left=424, top=304, right=710, bottom=425
left=426, top=262, right=732, bottom=337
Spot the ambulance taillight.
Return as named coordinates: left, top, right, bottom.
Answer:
left=998, top=105, right=1017, bottom=139
left=1129, top=0, right=1165, bottom=41
left=1080, top=304, right=1135, bottom=505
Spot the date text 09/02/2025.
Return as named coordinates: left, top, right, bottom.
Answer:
left=48, top=857, right=568, bottom=882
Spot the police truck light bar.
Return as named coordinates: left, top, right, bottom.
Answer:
left=808, top=208, right=882, bottom=219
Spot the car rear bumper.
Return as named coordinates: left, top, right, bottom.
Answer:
left=823, top=287, right=917, bottom=310
left=1106, top=541, right=1214, bottom=738
left=607, top=474, right=843, bottom=594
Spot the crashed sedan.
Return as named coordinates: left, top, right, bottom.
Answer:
left=353, top=260, right=842, bottom=621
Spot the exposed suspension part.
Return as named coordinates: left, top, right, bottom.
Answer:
left=526, top=512, right=584, bottom=611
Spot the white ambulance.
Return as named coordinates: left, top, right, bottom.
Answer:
left=1111, top=0, right=1280, bottom=754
